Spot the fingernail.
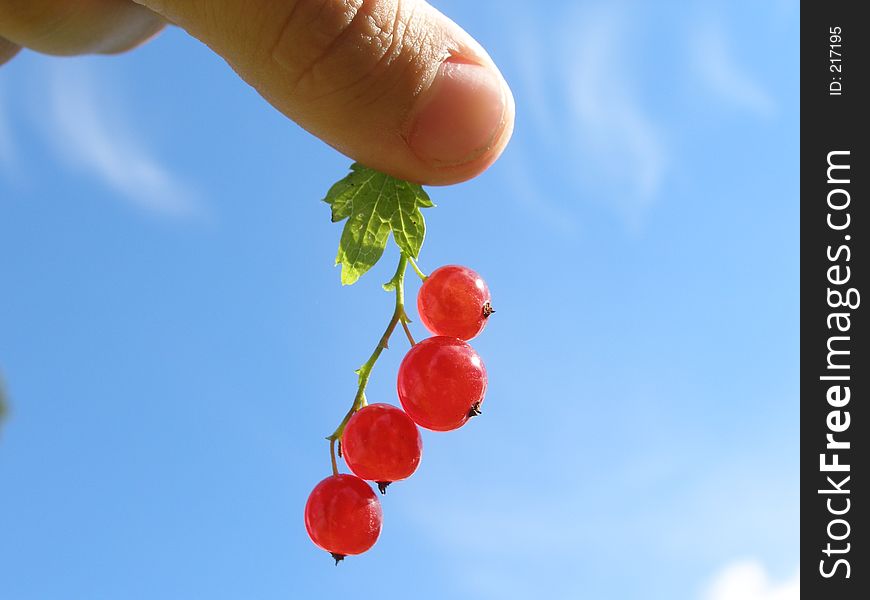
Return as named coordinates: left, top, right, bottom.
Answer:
left=406, top=59, right=508, bottom=167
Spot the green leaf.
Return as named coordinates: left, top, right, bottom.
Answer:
left=323, top=163, right=433, bottom=285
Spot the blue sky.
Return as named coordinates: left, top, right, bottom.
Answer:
left=0, top=1, right=798, bottom=598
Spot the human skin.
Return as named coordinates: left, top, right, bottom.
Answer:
left=0, top=0, right=515, bottom=185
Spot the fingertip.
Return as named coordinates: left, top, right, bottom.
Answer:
left=420, top=70, right=515, bottom=186
left=136, top=0, right=515, bottom=187
left=403, top=61, right=515, bottom=186
left=97, top=19, right=167, bottom=56
left=356, top=67, right=514, bottom=187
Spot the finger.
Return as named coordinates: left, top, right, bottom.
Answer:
left=0, top=36, right=21, bottom=65
left=0, top=0, right=165, bottom=56
left=137, top=0, right=514, bottom=185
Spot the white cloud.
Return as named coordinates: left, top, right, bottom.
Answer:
left=562, top=6, right=668, bottom=223
left=401, top=432, right=798, bottom=600
left=504, top=5, right=669, bottom=229
left=44, top=62, right=201, bottom=217
left=510, top=24, right=560, bottom=150
left=691, top=23, right=776, bottom=117
left=499, top=20, right=580, bottom=235
left=703, top=560, right=799, bottom=600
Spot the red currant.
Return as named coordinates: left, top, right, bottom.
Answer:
left=342, top=403, right=422, bottom=492
left=397, top=336, right=487, bottom=431
left=417, top=265, right=493, bottom=341
left=304, top=474, right=382, bottom=563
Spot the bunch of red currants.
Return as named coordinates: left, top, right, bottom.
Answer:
left=304, top=265, right=493, bottom=564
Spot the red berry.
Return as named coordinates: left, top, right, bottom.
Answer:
left=397, top=336, right=487, bottom=431
left=304, top=474, right=382, bottom=563
left=342, top=403, right=422, bottom=491
left=417, top=265, right=493, bottom=341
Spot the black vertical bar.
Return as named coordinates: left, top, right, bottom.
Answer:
left=801, top=2, right=868, bottom=598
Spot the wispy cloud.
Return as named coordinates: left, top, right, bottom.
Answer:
left=703, top=560, right=798, bottom=600
left=561, top=5, right=668, bottom=223
left=691, top=23, right=776, bottom=117
left=44, top=62, right=201, bottom=218
left=506, top=5, right=669, bottom=229
left=402, top=429, right=797, bottom=599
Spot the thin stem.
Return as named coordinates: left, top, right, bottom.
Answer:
left=327, top=253, right=412, bottom=471
left=329, top=439, right=338, bottom=476
left=408, top=256, right=428, bottom=281
left=400, top=318, right=416, bottom=346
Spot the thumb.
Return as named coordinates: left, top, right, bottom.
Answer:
left=136, top=0, right=514, bottom=185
